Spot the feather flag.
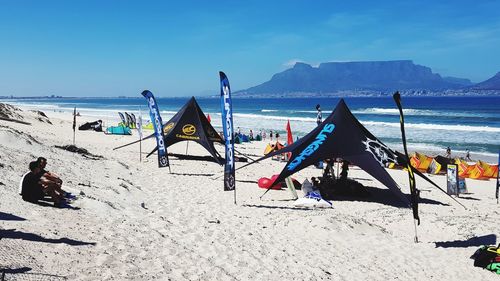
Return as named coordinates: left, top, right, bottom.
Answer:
left=220, top=71, right=236, bottom=193
left=393, top=92, right=420, bottom=225
left=286, top=120, right=293, bottom=160
left=141, top=90, right=169, bottom=168
left=286, top=120, right=293, bottom=146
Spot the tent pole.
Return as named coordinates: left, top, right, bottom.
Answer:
left=413, top=219, right=419, bottom=243
left=259, top=186, right=273, bottom=200
left=139, top=107, right=142, bottom=163
left=233, top=147, right=256, bottom=162
left=234, top=188, right=237, bottom=205
left=186, top=141, right=189, bottom=155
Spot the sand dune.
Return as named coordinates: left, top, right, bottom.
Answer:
left=0, top=104, right=498, bottom=280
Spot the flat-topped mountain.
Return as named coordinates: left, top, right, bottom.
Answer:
left=238, top=60, right=473, bottom=95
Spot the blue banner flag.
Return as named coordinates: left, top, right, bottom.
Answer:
left=220, top=72, right=235, bottom=191
left=141, top=90, right=169, bottom=168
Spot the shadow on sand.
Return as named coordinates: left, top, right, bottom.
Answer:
left=242, top=204, right=312, bottom=211
left=434, top=234, right=497, bottom=248
left=0, top=212, right=26, bottom=221
left=332, top=186, right=449, bottom=208
left=33, top=200, right=80, bottom=210
left=456, top=196, right=481, bottom=201
left=169, top=172, right=215, bottom=177
left=1, top=267, right=32, bottom=274
left=0, top=229, right=96, bottom=246
left=0, top=267, right=67, bottom=280
left=236, top=179, right=258, bottom=184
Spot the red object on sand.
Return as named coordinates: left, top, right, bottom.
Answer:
left=258, top=175, right=282, bottom=190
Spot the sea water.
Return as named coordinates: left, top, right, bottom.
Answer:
left=2, top=96, right=499, bottom=160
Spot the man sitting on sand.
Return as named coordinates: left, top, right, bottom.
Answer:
left=22, top=161, right=64, bottom=206
left=37, top=157, right=63, bottom=186
left=36, top=157, right=69, bottom=199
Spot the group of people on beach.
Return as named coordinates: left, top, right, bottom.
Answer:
left=226, top=104, right=324, bottom=145
left=445, top=146, right=473, bottom=161
left=234, top=127, right=281, bottom=142
left=20, top=157, right=70, bottom=207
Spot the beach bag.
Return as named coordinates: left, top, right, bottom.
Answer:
left=486, top=262, right=500, bottom=274
left=471, top=244, right=500, bottom=273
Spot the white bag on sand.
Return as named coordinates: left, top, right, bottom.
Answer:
left=293, top=191, right=332, bottom=208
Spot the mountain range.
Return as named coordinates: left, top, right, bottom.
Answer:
left=236, top=60, right=500, bottom=96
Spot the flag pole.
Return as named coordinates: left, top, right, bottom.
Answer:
left=72, top=107, right=77, bottom=146
left=139, top=107, right=142, bottom=163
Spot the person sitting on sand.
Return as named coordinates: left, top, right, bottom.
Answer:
left=22, top=161, right=64, bottom=206
left=37, top=157, right=63, bottom=186
left=36, top=157, right=68, bottom=198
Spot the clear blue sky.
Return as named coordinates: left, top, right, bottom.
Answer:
left=1, top=0, right=499, bottom=97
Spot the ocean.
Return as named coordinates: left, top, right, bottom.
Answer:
left=2, top=96, right=500, bottom=160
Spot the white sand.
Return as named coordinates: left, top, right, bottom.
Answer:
left=1, top=104, right=499, bottom=280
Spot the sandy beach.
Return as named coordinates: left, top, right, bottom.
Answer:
left=1, top=104, right=499, bottom=280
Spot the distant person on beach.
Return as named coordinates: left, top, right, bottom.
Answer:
left=446, top=147, right=451, bottom=158
left=249, top=129, right=254, bottom=140
left=316, top=104, right=322, bottom=126
left=237, top=127, right=241, bottom=135
left=262, top=130, right=266, bottom=140
left=465, top=149, right=472, bottom=161
left=22, top=161, right=63, bottom=206
left=275, top=131, right=280, bottom=141
left=270, top=130, right=273, bottom=142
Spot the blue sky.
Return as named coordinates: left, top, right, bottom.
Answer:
left=1, top=0, right=499, bottom=97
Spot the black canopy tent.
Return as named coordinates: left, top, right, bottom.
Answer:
left=114, top=97, right=224, bottom=164
left=241, top=98, right=465, bottom=211
left=241, top=99, right=409, bottom=205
